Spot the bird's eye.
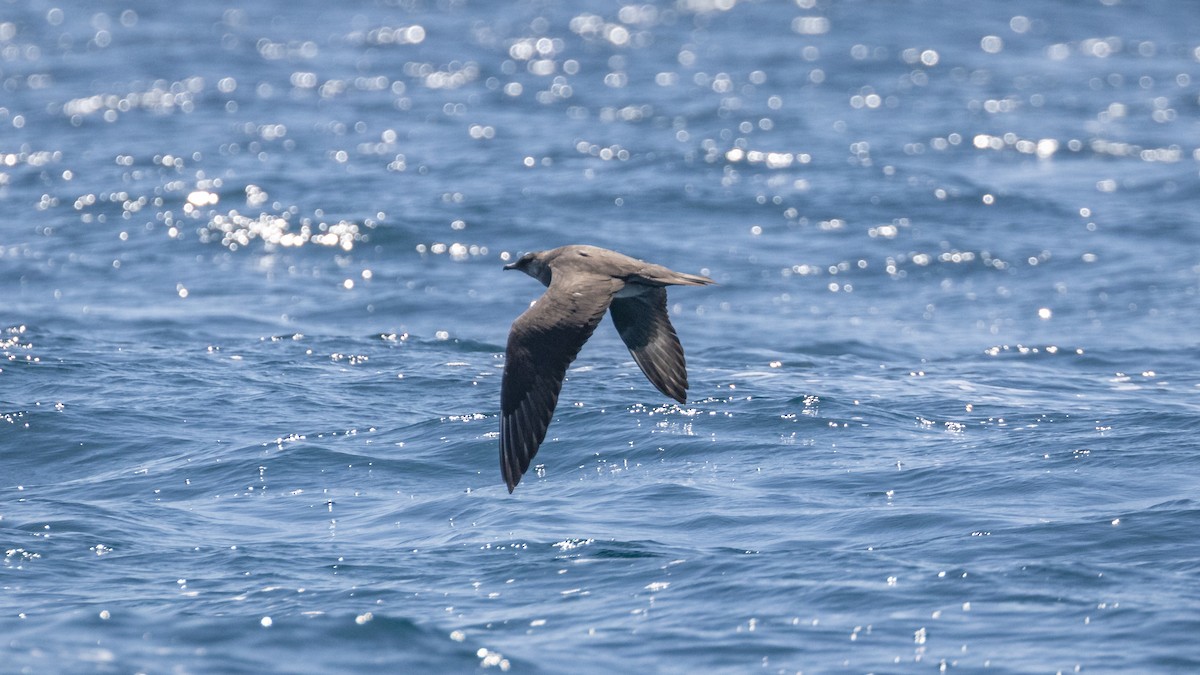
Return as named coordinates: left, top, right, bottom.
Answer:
left=578, top=251, right=590, bottom=257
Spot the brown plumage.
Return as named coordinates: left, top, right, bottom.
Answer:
left=500, top=245, right=714, bottom=492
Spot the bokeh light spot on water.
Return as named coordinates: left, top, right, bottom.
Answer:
left=468, top=124, right=496, bottom=140
left=187, top=190, right=219, bottom=208
left=476, top=648, right=510, bottom=671
left=791, top=17, right=830, bottom=35
left=358, top=24, right=425, bottom=46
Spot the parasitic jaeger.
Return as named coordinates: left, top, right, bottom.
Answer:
left=499, top=245, right=714, bottom=492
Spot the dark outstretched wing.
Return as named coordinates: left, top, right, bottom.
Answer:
left=609, top=287, right=689, bottom=404
left=500, top=275, right=617, bottom=492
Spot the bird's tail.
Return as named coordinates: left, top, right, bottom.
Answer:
left=670, top=271, right=716, bottom=286
left=635, top=264, right=716, bottom=287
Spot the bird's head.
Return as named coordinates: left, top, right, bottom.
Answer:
left=503, top=251, right=551, bottom=286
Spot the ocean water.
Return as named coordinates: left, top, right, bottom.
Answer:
left=3, top=0, right=1200, bottom=672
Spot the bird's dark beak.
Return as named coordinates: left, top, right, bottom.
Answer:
left=503, top=261, right=519, bottom=271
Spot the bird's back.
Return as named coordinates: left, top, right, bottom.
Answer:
left=545, top=245, right=714, bottom=288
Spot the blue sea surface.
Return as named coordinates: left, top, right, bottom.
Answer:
left=3, top=0, right=1200, bottom=672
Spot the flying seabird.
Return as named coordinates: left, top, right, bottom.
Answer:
left=499, top=245, right=714, bottom=492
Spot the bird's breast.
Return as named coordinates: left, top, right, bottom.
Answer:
left=613, top=282, right=652, bottom=298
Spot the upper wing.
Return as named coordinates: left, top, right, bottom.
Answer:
left=609, top=287, right=689, bottom=404
left=500, top=274, right=618, bottom=492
